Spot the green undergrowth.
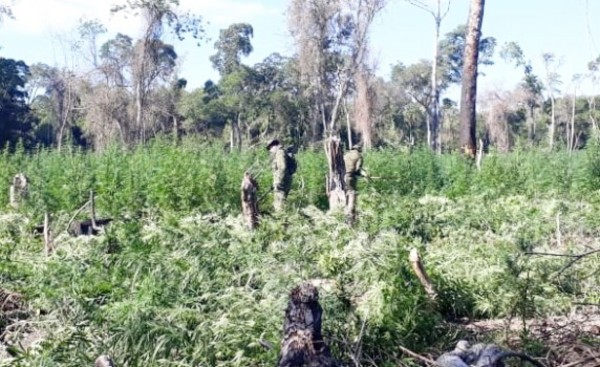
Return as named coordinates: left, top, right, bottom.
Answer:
left=0, top=140, right=599, bottom=366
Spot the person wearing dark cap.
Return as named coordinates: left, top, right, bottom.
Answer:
left=267, top=139, right=295, bottom=212
left=343, top=142, right=368, bottom=224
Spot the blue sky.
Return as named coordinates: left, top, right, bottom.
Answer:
left=1, top=0, right=599, bottom=100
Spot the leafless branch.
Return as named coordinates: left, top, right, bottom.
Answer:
left=399, top=345, right=436, bottom=365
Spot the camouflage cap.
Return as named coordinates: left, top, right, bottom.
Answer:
left=266, top=139, right=281, bottom=150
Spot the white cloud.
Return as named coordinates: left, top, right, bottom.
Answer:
left=6, top=0, right=108, bottom=33
left=180, top=0, right=279, bottom=26
left=4, top=0, right=278, bottom=37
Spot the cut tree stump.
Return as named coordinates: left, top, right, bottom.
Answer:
left=241, top=171, right=259, bottom=230
left=9, top=173, right=28, bottom=209
left=277, top=282, right=338, bottom=367
left=324, top=137, right=346, bottom=213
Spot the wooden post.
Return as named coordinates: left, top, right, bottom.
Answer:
left=278, top=283, right=338, bottom=367
left=241, top=172, right=259, bottom=230
left=90, top=190, right=100, bottom=233
left=43, top=212, right=53, bottom=255
left=325, top=137, right=346, bottom=213
left=476, top=138, right=484, bottom=171
left=409, top=248, right=438, bottom=300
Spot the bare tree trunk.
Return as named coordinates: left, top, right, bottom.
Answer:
left=570, top=92, right=576, bottom=152
left=241, top=172, right=259, bottom=230
left=236, top=113, right=243, bottom=150
left=355, top=69, right=374, bottom=149
left=549, top=96, right=556, bottom=150
left=172, top=115, right=179, bottom=145
left=431, top=15, right=441, bottom=153
left=588, top=96, right=598, bottom=136
left=459, top=0, right=485, bottom=158
left=135, top=79, right=145, bottom=144
left=57, top=77, right=73, bottom=152
left=344, top=99, right=353, bottom=149
left=328, top=76, right=349, bottom=134
left=325, top=137, right=346, bottom=212
left=407, top=0, right=450, bottom=153
left=526, top=103, right=535, bottom=144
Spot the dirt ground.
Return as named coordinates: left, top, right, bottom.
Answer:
left=457, top=308, right=600, bottom=367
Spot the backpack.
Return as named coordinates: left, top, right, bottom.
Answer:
left=285, top=148, right=297, bottom=175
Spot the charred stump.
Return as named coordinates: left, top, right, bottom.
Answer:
left=68, top=218, right=113, bottom=236
left=67, top=191, right=112, bottom=236
left=278, top=282, right=338, bottom=367
left=324, top=137, right=346, bottom=213
left=241, top=171, right=259, bottom=230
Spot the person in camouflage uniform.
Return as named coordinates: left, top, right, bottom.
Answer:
left=267, top=139, right=294, bottom=212
left=343, top=143, right=368, bottom=224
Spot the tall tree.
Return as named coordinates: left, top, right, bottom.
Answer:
left=0, top=58, right=33, bottom=147
left=458, top=0, right=485, bottom=157
left=541, top=52, right=562, bottom=150
left=28, top=63, right=81, bottom=150
left=287, top=0, right=386, bottom=141
left=500, top=42, right=544, bottom=144
left=210, top=23, right=256, bottom=150
left=210, top=23, right=254, bottom=76
left=405, top=0, right=451, bottom=152
left=111, top=0, right=204, bottom=144
left=586, top=56, right=600, bottom=136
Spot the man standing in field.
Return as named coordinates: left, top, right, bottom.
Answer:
left=343, top=142, right=368, bottom=224
left=267, top=139, right=296, bottom=212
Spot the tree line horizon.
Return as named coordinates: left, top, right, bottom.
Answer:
left=0, top=0, right=598, bottom=154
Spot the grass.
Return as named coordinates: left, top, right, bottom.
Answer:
left=0, top=138, right=599, bottom=366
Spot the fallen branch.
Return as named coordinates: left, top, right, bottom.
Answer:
left=526, top=249, right=600, bottom=277
left=409, top=248, right=438, bottom=300
left=399, top=345, right=435, bottom=365
left=558, top=355, right=599, bottom=367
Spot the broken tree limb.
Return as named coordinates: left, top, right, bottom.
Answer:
left=399, top=345, right=436, bottom=365
left=241, top=171, right=260, bottom=230
left=409, top=248, right=438, bottom=300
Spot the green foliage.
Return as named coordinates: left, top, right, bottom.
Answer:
left=0, top=142, right=598, bottom=365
